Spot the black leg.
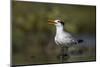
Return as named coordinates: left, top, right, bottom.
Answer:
left=57, top=46, right=69, bottom=63
left=59, top=46, right=69, bottom=63
left=57, top=46, right=63, bottom=63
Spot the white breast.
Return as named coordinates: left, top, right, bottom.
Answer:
left=55, top=31, right=75, bottom=46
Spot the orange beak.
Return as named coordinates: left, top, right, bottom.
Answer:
left=48, top=20, right=56, bottom=24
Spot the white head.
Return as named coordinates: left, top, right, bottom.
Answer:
left=48, top=19, right=64, bottom=27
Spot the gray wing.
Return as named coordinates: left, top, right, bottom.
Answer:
left=64, top=32, right=78, bottom=44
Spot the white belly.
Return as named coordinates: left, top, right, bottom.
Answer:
left=55, top=34, right=73, bottom=46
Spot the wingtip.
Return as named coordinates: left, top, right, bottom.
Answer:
left=78, top=39, right=84, bottom=43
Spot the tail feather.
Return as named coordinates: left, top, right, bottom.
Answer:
left=77, top=39, right=83, bottom=43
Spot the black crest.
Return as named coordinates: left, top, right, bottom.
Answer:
left=60, top=21, right=64, bottom=25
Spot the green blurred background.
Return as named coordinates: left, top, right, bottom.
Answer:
left=12, top=1, right=96, bottom=65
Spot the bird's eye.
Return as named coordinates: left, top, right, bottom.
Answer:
left=58, top=21, right=60, bottom=22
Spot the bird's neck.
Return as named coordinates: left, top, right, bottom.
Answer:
left=56, top=25, right=64, bottom=34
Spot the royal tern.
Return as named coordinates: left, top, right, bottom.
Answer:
left=48, top=19, right=83, bottom=62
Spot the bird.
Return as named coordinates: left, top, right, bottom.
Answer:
left=48, top=19, right=83, bottom=62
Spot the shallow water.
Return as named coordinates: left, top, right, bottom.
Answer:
left=12, top=34, right=96, bottom=65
